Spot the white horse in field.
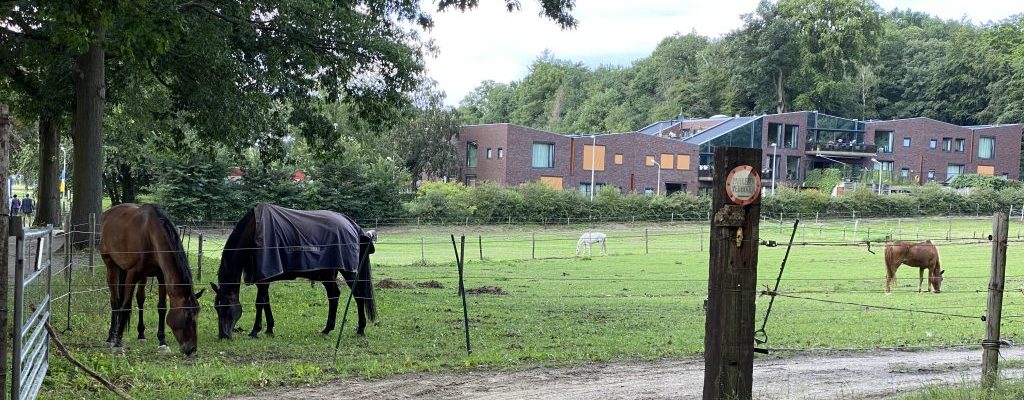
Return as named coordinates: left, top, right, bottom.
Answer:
left=576, top=232, right=607, bottom=256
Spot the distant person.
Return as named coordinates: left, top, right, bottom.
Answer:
left=21, top=195, right=34, bottom=225
left=10, top=194, right=20, bottom=216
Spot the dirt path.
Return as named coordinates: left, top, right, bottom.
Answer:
left=231, top=347, right=1024, bottom=400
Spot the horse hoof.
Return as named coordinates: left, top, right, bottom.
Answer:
left=885, top=292, right=893, bottom=296
left=248, top=333, right=259, bottom=339
left=111, top=347, right=126, bottom=355
left=157, top=345, right=171, bottom=353
left=265, top=332, right=274, bottom=338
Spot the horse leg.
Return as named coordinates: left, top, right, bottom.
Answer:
left=104, top=263, right=121, bottom=346
left=355, top=295, right=367, bottom=336
left=321, top=280, right=341, bottom=336
left=884, top=262, right=897, bottom=294
left=601, top=239, right=607, bottom=255
left=113, top=270, right=141, bottom=352
left=156, top=275, right=169, bottom=350
left=249, top=283, right=266, bottom=338
left=918, top=267, right=924, bottom=293
left=264, top=288, right=275, bottom=337
left=136, top=280, right=146, bottom=341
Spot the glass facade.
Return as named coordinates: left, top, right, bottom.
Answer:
left=806, top=112, right=866, bottom=145
left=698, top=118, right=763, bottom=169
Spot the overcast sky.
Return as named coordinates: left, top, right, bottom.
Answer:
left=424, top=0, right=1023, bottom=106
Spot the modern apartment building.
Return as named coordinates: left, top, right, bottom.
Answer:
left=458, top=112, right=1023, bottom=195
left=458, top=123, right=700, bottom=195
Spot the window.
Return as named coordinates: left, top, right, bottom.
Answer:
left=784, top=125, right=799, bottom=149
left=497, top=148, right=504, bottom=160
left=903, top=137, right=911, bottom=148
left=531, top=142, right=555, bottom=168
left=466, top=142, right=478, bottom=167
left=900, top=168, right=909, bottom=178
left=767, top=123, right=782, bottom=147
left=978, top=165, right=995, bottom=176
left=765, top=155, right=782, bottom=177
left=676, top=155, right=691, bottom=170
left=614, top=154, right=623, bottom=165
left=946, top=164, right=964, bottom=182
left=486, top=148, right=492, bottom=159
left=583, top=144, right=606, bottom=171
left=465, top=175, right=477, bottom=186
left=927, top=170, right=935, bottom=181
left=978, top=137, right=995, bottom=159
left=644, top=188, right=654, bottom=196
left=539, top=176, right=563, bottom=190
left=879, top=161, right=894, bottom=171
left=875, top=131, right=893, bottom=153
left=929, top=139, right=937, bottom=149
left=786, top=156, right=801, bottom=180
left=659, top=154, right=674, bottom=169
left=579, top=182, right=592, bottom=196
left=954, top=138, right=965, bottom=153
left=645, top=155, right=655, bottom=167
left=942, top=138, right=952, bottom=152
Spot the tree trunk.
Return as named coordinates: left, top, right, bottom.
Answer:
left=775, top=67, right=785, bottom=114
left=120, top=163, right=136, bottom=204
left=36, top=117, right=61, bottom=227
left=70, top=20, right=105, bottom=247
left=0, top=103, right=12, bottom=400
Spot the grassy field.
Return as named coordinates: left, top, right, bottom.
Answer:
left=38, top=216, right=1024, bottom=399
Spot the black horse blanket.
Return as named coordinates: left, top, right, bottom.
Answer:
left=223, top=204, right=372, bottom=283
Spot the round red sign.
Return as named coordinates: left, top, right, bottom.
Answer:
left=725, top=165, right=762, bottom=206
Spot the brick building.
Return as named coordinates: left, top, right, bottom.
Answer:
left=458, top=123, right=700, bottom=195
left=458, top=112, right=1022, bottom=195
left=642, top=111, right=1022, bottom=193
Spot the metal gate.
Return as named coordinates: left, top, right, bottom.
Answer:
left=12, top=224, right=53, bottom=400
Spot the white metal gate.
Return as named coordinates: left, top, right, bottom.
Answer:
left=12, top=224, right=53, bottom=400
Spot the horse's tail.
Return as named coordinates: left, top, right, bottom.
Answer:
left=150, top=205, right=193, bottom=284
left=357, top=240, right=377, bottom=322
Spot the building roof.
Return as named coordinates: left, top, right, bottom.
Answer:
left=683, top=116, right=763, bottom=145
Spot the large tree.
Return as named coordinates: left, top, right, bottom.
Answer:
left=2, top=0, right=577, bottom=239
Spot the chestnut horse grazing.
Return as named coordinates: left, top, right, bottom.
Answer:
left=101, top=204, right=204, bottom=355
left=884, top=240, right=944, bottom=294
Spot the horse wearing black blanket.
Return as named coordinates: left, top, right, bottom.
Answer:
left=211, top=204, right=377, bottom=339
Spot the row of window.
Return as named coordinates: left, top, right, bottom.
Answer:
left=877, top=132, right=995, bottom=159
left=764, top=155, right=803, bottom=180
left=469, top=142, right=694, bottom=171
left=767, top=123, right=800, bottom=149
left=465, top=142, right=505, bottom=168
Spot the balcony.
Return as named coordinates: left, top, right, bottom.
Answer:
left=698, top=165, right=713, bottom=181
left=805, top=142, right=877, bottom=158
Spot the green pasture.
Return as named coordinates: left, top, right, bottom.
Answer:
left=39, top=216, right=1024, bottom=399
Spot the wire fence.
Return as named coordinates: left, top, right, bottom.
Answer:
left=33, top=212, right=1024, bottom=398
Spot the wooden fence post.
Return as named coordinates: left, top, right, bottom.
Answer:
left=531, top=232, right=536, bottom=259
left=0, top=103, right=11, bottom=399
left=478, top=235, right=483, bottom=261
left=982, top=211, right=1009, bottom=389
left=420, top=237, right=425, bottom=263
left=644, top=228, right=649, bottom=254
left=704, top=146, right=761, bottom=400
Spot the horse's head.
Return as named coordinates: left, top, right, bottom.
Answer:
left=211, top=283, right=242, bottom=339
left=931, top=269, right=944, bottom=293
left=167, top=288, right=204, bottom=355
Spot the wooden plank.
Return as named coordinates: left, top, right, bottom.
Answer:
left=703, top=146, right=762, bottom=400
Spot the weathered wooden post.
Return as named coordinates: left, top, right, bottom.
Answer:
left=0, top=103, right=11, bottom=400
left=982, top=211, right=1009, bottom=389
left=88, top=212, right=96, bottom=273
left=704, top=146, right=762, bottom=400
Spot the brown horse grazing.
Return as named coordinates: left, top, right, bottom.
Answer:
left=884, top=240, right=944, bottom=294
left=101, top=204, right=204, bottom=355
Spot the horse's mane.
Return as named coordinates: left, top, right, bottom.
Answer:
left=146, top=204, right=194, bottom=287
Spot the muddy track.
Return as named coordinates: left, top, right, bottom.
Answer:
left=231, top=347, right=1024, bottom=399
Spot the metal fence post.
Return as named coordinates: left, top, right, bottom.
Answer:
left=420, top=237, right=425, bottom=263
left=478, top=235, right=483, bottom=261
left=644, top=228, right=649, bottom=254
left=65, top=217, right=72, bottom=332
left=531, top=232, right=536, bottom=259
left=88, top=213, right=96, bottom=273
left=197, top=232, right=204, bottom=282
left=11, top=217, right=24, bottom=400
